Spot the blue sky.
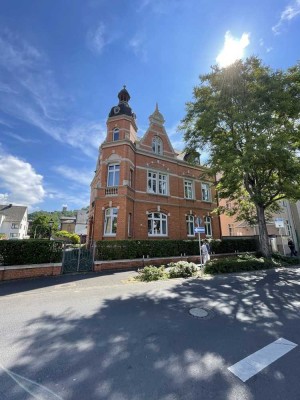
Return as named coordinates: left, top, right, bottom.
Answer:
left=0, top=0, right=299, bottom=212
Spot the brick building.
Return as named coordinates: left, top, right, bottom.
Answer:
left=88, top=87, right=221, bottom=243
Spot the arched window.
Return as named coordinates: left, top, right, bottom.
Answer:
left=186, top=215, right=195, bottom=236
left=152, top=136, right=163, bottom=155
left=104, top=208, right=118, bottom=236
left=205, top=216, right=212, bottom=237
left=113, top=128, right=119, bottom=141
left=148, top=212, right=167, bottom=236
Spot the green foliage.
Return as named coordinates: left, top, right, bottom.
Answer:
left=138, top=266, right=167, bottom=281
left=0, top=233, right=7, bottom=240
left=55, top=230, right=80, bottom=244
left=271, top=252, right=299, bottom=265
left=168, top=261, right=198, bottom=278
left=96, top=239, right=258, bottom=260
left=204, top=256, right=275, bottom=275
left=30, top=214, right=59, bottom=239
left=0, top=240, right=63, bottom=266
left=181, top=57, right=300, bottom=256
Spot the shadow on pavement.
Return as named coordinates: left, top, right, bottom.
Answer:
left=1, top=267, right=300, bottom=399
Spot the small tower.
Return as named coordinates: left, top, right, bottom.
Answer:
left=106, top=86, right=137, bottom=143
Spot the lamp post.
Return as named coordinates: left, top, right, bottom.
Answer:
left=49, top=219, right=54, bottom=240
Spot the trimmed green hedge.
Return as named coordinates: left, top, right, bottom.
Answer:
left=204, top=256, right=275, bottom=274
left=96, top=238, right=258, bottom=261
left=0, top=240, right=63, bottom=266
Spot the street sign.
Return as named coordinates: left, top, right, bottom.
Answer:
left=274, top=218, right=285, bottom=228
left=195, top=227, right=205, bottom=234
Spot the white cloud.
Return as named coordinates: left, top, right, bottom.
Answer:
left=216, top=31, right=250, bottom=68
left=272, top=0, right=300, bottom=34
left=0, top=148, right=45, bottom=206
left=53, top=166, right=93, bottom=186
left=129, top=35, right=148, bottom=62
left=0, top=30, right=105, bottom=157
left=46, top=187, right=89, bottom=209
left=87, top=23, right=110, bottom=54
left=3, top=131, right=38, bottom=143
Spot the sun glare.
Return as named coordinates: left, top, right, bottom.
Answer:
left=216, top=31, right=250, bottom=67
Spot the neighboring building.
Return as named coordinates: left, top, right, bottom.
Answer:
left=219, top=199, right=299, bottom=254
left=88, top=87, right=221, bottom=243
left=75, top=209, right=89, bottom=243
left=0, top=204, right=29, bottom=239
left=59, top=216, right=76, bottom=233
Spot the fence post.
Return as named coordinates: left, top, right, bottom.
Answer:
left=61, top=243, right=66, bottom=274
left=77, top=246, right=81, bottom=272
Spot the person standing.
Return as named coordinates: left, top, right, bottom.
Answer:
left=288, top=239, right=297, bottom=256
left=201, top=241, right=210, bottom=265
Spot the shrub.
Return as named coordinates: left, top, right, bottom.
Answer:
left=54, top=230, right=80, bottom=244
left=0, top=240, right=63, bottom=266
left=138, top=266, right=167, bottom=281
left=96, top=238, right=258, bottom=260
left=204, top=256, right=275, bottom=274
left=168, top=261, right=198, bottom=278
left=271, top=253, right=299, bottom=265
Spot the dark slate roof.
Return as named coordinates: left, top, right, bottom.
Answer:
left=108, top=86, right=136, bottom=119
left=0, top=205, right=27, bottom=222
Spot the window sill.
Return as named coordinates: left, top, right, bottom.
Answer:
left=147, top=192, right=169, bottom=197
left=104, top=234, right=116, bottom=237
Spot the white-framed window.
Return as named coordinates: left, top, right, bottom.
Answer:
left=228, top=224, right=234, bottom=236
left=147, top=171, right=167, bottom=195
left=104, top=208, right=118, bottom=236
left=107, top=164, right=120, bottom=187
left=186, top=215, right=195, bottom=236
left=152, top=136, right=163, bottom=155
left=205, top=216, right=212, bottom=236
left=201, top=183, right=211, bottom=202
left=10, top=233, right=19, bottom=238
left=11, top=223, right=19, bottom=229
left=113, top=128, right=119, bottom=141
left=148, top=212, right=167, bottom=236
left=184, top=180, right=194, bottom=199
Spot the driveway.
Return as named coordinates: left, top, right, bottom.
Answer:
left=0, top=267, right=300, bottom=399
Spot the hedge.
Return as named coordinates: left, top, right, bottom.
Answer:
left=0, top=240, right=63, bottom=266
left=96, top=238, right=258, bottom=261
left=204, top=257, right=275, bottom=274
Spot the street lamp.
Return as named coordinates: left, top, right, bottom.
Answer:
left=49, top=219, right=54, bottom=240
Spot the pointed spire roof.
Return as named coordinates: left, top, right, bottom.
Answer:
left=149, top=103, right=165, bottom=125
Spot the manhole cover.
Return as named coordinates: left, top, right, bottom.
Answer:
left=189, top=307, right=209, bottom=318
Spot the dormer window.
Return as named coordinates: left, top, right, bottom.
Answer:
left=152, top=136, right=163, bottom=155
left=113, top=128, right=120, bottom=141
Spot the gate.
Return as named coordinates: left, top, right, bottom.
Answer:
left=62, top=246, right=94, bottom=274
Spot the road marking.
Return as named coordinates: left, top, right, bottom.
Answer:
left=228, top=338, right=297, bottom=382
left=0, top=362, right=63, bottom=399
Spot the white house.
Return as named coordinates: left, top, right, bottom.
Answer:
left=0, top=204, right=29, bottom=239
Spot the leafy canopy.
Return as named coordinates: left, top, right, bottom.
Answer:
left=181, top=57, right=300, bottom=210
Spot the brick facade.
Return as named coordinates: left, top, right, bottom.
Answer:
left=88, top=87, right=221, bottom=243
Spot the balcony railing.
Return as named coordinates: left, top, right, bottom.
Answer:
left=105, top=187, right=118, bottom=196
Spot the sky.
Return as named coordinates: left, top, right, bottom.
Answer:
left=0, top=0, right=299, bottom=212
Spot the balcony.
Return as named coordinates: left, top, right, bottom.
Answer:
left=105, top=187, right=118, bottom=196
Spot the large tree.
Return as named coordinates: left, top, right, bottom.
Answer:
left=181, top=57, right=300, bottom=257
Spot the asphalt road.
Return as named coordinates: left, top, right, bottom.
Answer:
left=1, top=267, right=300, bottom=400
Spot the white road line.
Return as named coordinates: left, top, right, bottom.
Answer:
left=228, top=338, right=297, bottom=382
left=0, top=362, right=63, bottom=400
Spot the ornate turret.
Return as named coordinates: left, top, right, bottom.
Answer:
left=108, top=86, right=136, bottom=119
left=149, top=103, right=165, bottom=126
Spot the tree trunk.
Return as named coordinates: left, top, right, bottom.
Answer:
left=256, top=204, right=271, bottom=257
